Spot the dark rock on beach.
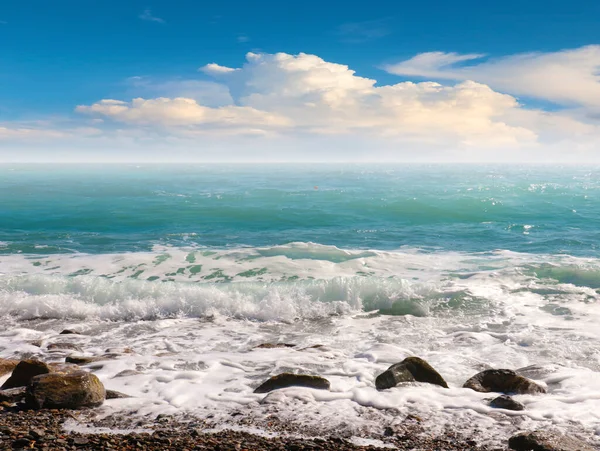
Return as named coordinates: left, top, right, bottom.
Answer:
left=490, top=395, right=525, bottom=411
left=1, top=360, right=50, bottom=390
left=25, top=371, right=105, bottom=409
left=375, top=356, right=448, bottom=390
left=254, top=373, right=331, bottom=393
left=464, top=369, right=546, bottom=394
left=66, top=354, right=117, bottom=365
left=508, top=430, right=596, bottom=451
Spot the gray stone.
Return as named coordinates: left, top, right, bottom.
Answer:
left=0, top=387, right=26, bottom=403
left=105, top=389, right=131, bottom=399
left=375, top=356, right=448, bottom=390
left=509, top=430, right=596, bottom=451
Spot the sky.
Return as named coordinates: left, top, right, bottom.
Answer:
left=1, top=0, right=600, bottom=162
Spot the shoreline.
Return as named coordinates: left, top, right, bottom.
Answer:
left=0, top=405, right=496, bottom=451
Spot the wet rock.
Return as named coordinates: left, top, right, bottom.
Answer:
left=254, top=373, right=331, bottom=393
left=1, top=360, right=50, bottom=389
left=490, top=395, right=525, bottom=411
left=105, top=390, right=131, bottom=399
left=255, top=343, right=296, bottom=349
left=509, top=430, right=596, bottom=451
left=65, top=354, right=117, bottom=365
left=59, top=329, right=78, bottom=335
left=375, top=356, right=448, bottom=390
left=47, top=342, right=83, bottom=352
left=25, top=371, right=105, bottom=409
left=0, top=359, right=19, bottom=377
left=113, top=369, right=141, bottom=378
left=0, top=387, right=26, bottom=404
left=464, top=369, right=546, bottom=394
left=48, top=362, right=80, bottom=374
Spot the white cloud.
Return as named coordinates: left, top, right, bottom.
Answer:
left=384, top=46, right=600, bottom=107
left=76, top=97, right=290, bottom=129
left=5, top=50, right=600, bottom=162
left=139, top=9, right=164, bottom=24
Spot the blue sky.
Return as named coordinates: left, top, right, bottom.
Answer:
left=1, top=0, right=600, bottom=162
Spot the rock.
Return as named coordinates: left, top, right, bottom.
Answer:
left=48, top=362, right=80, bottom=374
left=65, top=354, right=116, bottom=365
left=464, top=369, right=546, bottom=394
left=113, top=369, right=141, bottom=378
left=59, top=329, right=78, bottom=335
left=375, top=356, right=448, bottom=390
left=508, top=430, right=596, bottom=451
left=1, top=360, right=50, bottom=389
left=490, top=395, right=525, bottom=411
left=47, top=343, right=83, bottom=352
left=25, top=371, right=105, bottom=409
left=0, top=359, right=19, bottom=377
left=254, top=343, right=296, bottom=349
left=0, top=387, right=26, bottom=403
left=254, top=373, right=331, bottom=393
left=105, top=389, right=131, bottom=399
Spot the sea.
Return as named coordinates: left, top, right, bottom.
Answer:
left=0, top=164, right=599, bottom=446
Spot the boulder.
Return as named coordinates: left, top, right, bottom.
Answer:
left=490, top=395, right=525, bottom=411
left=509, top=430, right=596, bottom=451
left=464, top=369, right=546, bottom=394
left=0, top=387, right=26, bottom=403
left=0, top=358, right=19, bottom=377
left=375, top=357, right=448, bottom=390
left=1, top=360, right=50, bottom=389
left=25, top=371, right=105, bottom=409
left=254, top=373, right=330, bottom=394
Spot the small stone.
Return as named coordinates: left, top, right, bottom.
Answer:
left=113, top=369, right=141, bottom=378
left=375, top=356, right=448, bottom=390
left=11, top=438, right=31, bottom=449
left=0, top=387, right=27, bottom=403
left=464, top=369, right=546, bottom=394
left=105, top=390, right=131, bottom=399
left=490, top=395, right=525, bottom=411
left=509, top=430, right=596, bottom=451
left=47, top=343, right=84, bottom=352
left=60, top=329, right=78, bottom=335
left=253, top=373, right=330, bottom=393
left=254, top=343, right=296, bottom=349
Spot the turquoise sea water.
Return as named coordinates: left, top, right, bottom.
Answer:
left=1, top=164, right=599, bottom=256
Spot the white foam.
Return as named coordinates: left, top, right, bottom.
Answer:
left=0, top=246, right=599, bottom=446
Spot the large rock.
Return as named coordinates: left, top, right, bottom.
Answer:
left=25, top=371, right=105, bottom=409
left=1, top=360, right=50, bottom=389
left=509, top=430, right=596, bottom=451
left=464, top=369, right=546, bottom=394
left=375, top=357, right=448, bottom=390
left=254, top=373, right=330, bottom=394
left=0, top=358, right=19, bottom=377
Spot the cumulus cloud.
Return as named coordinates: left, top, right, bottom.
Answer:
left=78, top=52, right=550, bottom=148
left=384, top=46, right=600, bottom=107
